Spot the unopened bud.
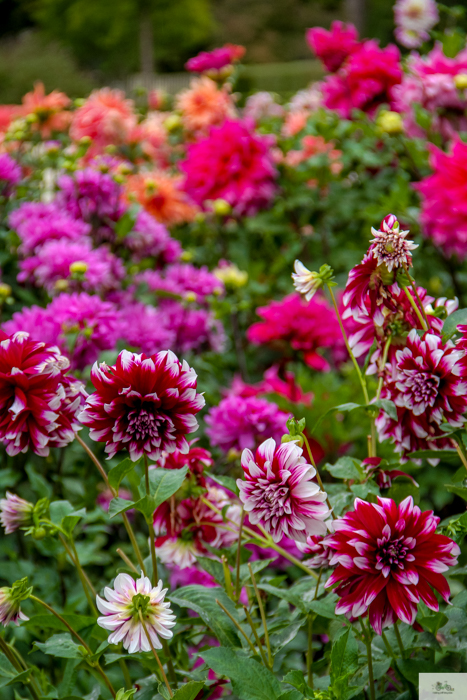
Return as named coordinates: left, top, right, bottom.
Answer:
left=54, top=279, right=69, bottom=292
left=455, top=74, right=467, bottom=90
left=164, top=114, right=182, bottom=132
left=213, top=199, right=231, bottom=216
left=69, top=261, right=88, bottom=275
left=377, top=110, right=403, bottom=134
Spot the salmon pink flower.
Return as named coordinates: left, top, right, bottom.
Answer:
left=325, top=497, right=460, bottom=634
left=96, top=573, right=176, bottom=653
left=79, top=349, right=205, bottom=461
left=176, top=77, right=235, bottom=133
left=237, top=438, right=331, bottom=543
left=70, top=88, right=136, bottom=154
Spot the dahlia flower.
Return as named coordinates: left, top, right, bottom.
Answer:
left=185, top=45, right=245, bottom=74
left=138, top=263, right=223, bottom=302
left=306, top=21, right=359, bottom=72
left=96, top=573, right=175, bottom=653
left=297, top=535, right=334, bottom=569
left=118, top=301, right=175, bottom=357
left=369, top=214, right=418, bottom=272
left=325, top=497, right=460, bottom=634
left=180, top=119, right=278, bottom=216
left=159, top=300, right=226, bottom=355
left=124, top=210, right=181, bottom=264
left=176, top=77, right=235, bottom=133
left=229, top=365, right=313, bottom=407
left=243, top=92, right=285, bottom=123
left=394, top=0, right=439, bottom=48
left=79, top=349, right=205, bottom=461
left=70, top=88, right=137, bottom=154
left=0, top=331, right=83, bottom=456
left=0, top=579, right=32, bottom=627
left=415, top=139, right=467, bottom=259
left=392, top=45, right=467, bottom=140
left=322, top=41, right=402, bottom=118
left=155, top=485, right=241, bottom=568
left=22, top=82, right=71, bottom=137
left=9, top=202, right=90, bottom=255
left=160, top=441, right=213, bottom=477
left=247, top=293, right=344, bottom=371
left=342, top=250, right=400, bottom=325
left=57, top=169, right=125, bottom=243
left=205, top=394, right=288, bottom=453
left=237, top=438, right=330, bottom=543
left=376, top=330, right=467, bottom=459
left=18, top=239, right=124, bottom=295
left=0, top=492, right=34, bottom=534
left=125, top=171, right=197, bottom=226
left=0, top=153, right=21, bottom=196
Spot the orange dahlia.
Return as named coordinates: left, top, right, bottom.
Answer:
left=176, top=77, right=235, bottom=134
left=125, top=171, right=198, bottom=226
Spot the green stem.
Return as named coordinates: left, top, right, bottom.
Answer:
left=119, top=658, right=132, bottom=690
left=302, top=434, right=334, bottom=518
left=116, top=547, right=139, bottom=573
left=394, top=621, right=406, bottom=660
left=235, top=508, right=245, bottom=601
left=361, top=619, right=375, bottom=700
left=243, top=606, right=270, bottom=668
left=144, top=456, right=158, bottom=584
left=403, top=287, right=428, bottom=331
left=381, top=631, right=405, bottom=690
left=375, top=336, right=392, bottom=402
left=454, top=440, right=467, bottom=474
left=307, top=615, right=314, bottom=689
left=138, top=610, right=173, bottom=697
left=216, top=599, right=257, bottom=655
left=403, top=262, right=430, bottom=329
left=248, top=563, right=273, bottom=669
left=30, top=595, right=116, bottom=698
left=65, top=535, right=97, bottom=614
left=0, top=634, right=41, bottom=700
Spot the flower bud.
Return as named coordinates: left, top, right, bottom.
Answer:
left=0, top=578, right=32, bottom=627
left=455, top=74, right=467, bottom=90
left=69, top=261, right=88, bottom=275
left=164, top=114, right=183, bottom=131
left=213, top=262, right=248, bottom=289
left=212, top=199, right=231, bottom=216
left=377, top=110, right=403, bottom=134
left=0, top=283, right=12, bottom=300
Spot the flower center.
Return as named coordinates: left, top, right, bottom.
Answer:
left=375, top=527, right=415, bottom=578
left=130, top=592, right=151, bottom=616
left=404, top=370, right=440, bottom=407
left=127, top=405, right=162, bottom=441
left=258, top=480, right=291, bottom=518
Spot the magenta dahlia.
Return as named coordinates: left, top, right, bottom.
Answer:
left=237, top=438, right=330, bottom=543
left=325, top=497, right=459, bottom=634
left=306, top=21, right=359, bottom=73
left=79, top=349, right=205, bottom=461
left=180, top=119, right=278, bottom=216
left=9, top=202, right=90, bottom=256
left=0, top=331, right=84, bottom=456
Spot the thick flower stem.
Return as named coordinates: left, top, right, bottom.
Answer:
left=248, top=563, right=273, bottom=669
left=139, top=610, right=173, bottom=697
left=302, top=434, right=334, bottom=518
left=143, top=456, right=159, bottom=584
left=402, top=262, right=430, bottom=330
left=403, top=287, right=428, bottom=332
left=307, top=615, right=314, bottom=689
left=235, top=508, right=245, bottom=601
left=394, top=621, right=406, bottom=659
left=454, top=440, right=467, bottom=474
left=30, top=595, right=116, bottom=698
left=243, top=605, right=270, bottom=668
left=361, top=619, right=375, bottom=700
left=216, top=599, right=257, bottom=655
left=76, top=433, right=147, bottom=575
left=375, top=335, right=392, bottom=402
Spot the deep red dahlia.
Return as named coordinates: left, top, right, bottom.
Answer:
left=325, top=497, right=459, bottom=634
left=237, top=438, right=331, bottom=543
left=0, top=331, right=84, bottom=456
left=78, top=349, right=205, bottom=461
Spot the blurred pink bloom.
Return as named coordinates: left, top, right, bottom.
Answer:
left=124, top=210, right=181, bottom=264
left=138, top=263, right=223, bottom=302
left=186, top=44, right=245, bottom=73
left=70, top=88, right=137, bottom=154
left=394, top=0, right=438, bottom=48
left=9, top=202, right=90, bottom=255
left=0, top=153, right=21, bottom=196
left=306, top=21, right=359, bottom=72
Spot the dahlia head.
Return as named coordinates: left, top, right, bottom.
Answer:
left=237, top=438, right=331, bottom=543
left=325, top=497, right=459, bottom=634
left=369, top=214, right=418, bottom=272
left=79, top=349, right=205, bottom=461
left=96, top=573, right=175, bottom=653
left=0, top=578, right=32, bottom=627
left=0, top=492, right=34, bottom=534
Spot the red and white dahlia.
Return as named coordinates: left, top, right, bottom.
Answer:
left=325, top=497, right=459, bottom=634
left=0, top=331, right=84, bottom=456
left=79, top=350, right=205, bottom=461
left=369, top=214, right=418, bottom=273
left=237, top=438, right=331, bottom=543
left=297, top=534, right=334, bottom=569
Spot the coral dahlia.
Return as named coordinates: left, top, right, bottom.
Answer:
left=325, top=497, right=459, bottom=634
left=79, top=349, right=205, bottom=461
left=237, top=438, right=331, bottom=543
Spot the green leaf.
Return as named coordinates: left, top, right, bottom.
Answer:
left=200, top=647, right=282, bottom=700
left=306, top=593, right=339, bottom=619
left=372, top=399, right=398, bottom=421
left=282, top=670, right=307, bottom=695
left=132, top=494, right=157, bottom=520
left=398, top=659, right=450, bottom=685
left=108, top=457, right=139, bottom=492
left=115, top=689, right=136, bottom=700
left=312, top=403, right=361, bottom=433
left=24, top=613, right=96, bottom=632
left=172, top=681, right=205, bottom=700
left=270, top=620, right=303, bottom=652
left=442, top=308, right=467, bottom=341
left=33, top=633, right=85, bottom=659
left=208, top=472, right=239, bottom=496
left=445, top=484, right=467, bottom=501
left=196, top=557, right=225, bottom=585
left=108, top=497, right=137, bottom=519
left=25, top=463, right=53, bottom=499
left=147, top=467, right=189, bottom=507
left=330, top=626, right=359, bottom=698
left=418, top=613, right=448, bottom=635
left=324, top=457, right=364, bottom=481
left=169, top=586, right=241, bottom=647
left=408, top=450, right=458, bottom=462
left=276, top=691, right=304, bottom=700
left=49, top=500, right=86, bottom=536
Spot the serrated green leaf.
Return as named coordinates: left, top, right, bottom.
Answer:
left=24, top=613, right=96, bottom=632
left=132, top=494, right=157, bottom=520
left=330, top=626, right=358, bottom=683
left=372, top=399, right=397, bottom=421
left=108, top=497, right=137, bottom=519
left=442, top=308, right=467, bottom=341
left=34, top=633, right=85, bottom=659
left=324, top=457, right=364, bottom=481
left=445, top=484, right=467, bottom=501
left=169, top=586, right=241, bottom=647
left=108, top=457, right=139, bottom=492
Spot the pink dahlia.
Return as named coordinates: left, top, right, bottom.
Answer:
left=96, top=573, right=175, bottom=653
left=205, top=394, right=288, bottom=453
left=57, top=169, right=125, bottom=244
left=158, top=300, right=226, bottom=355
left=306, top=21, right=359, bottom=72
left=243, top=92, right=285, bottom=123
left=185, top=44, right=245, bottom=74
left=17, top=239, right=125, bottom=295
left=70, top=88, right=137, bottom=155
left=415, top=139, right=467, bottom=259
left=376, top=329, right=467, bottom=459
left=229, top=365, right=314, bottom=407
left=124, top=210, right=181, bottom=264
left=323, top=41, right=402, bottom=118
left=237, top=438, right=330, bottom=543
left=0, top=331, right=84, bottom=456
left=9, top=202, right=90, bottom=256
left=79, top=349, right=205, bottom=461
left=138, top=263, right=223, bottom=303
left=247, top=293, right=344, bottom=371
left=0, top=492, right=34, bottom=534
left=0, top=153, right=21, bottom=197
left=325, top=497, right=459, bottom=634
left=297, top=535, right=334, bottom=569
left=394, top=0, right=439, bottom=48
left=180, top=119, right=278, bottom=216
left=118, top=301, right=175, bottom=357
